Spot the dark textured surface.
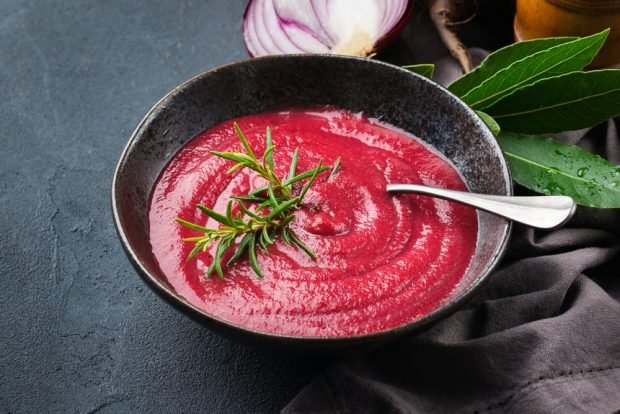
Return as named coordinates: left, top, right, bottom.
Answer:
left=0, top=0, right=330, bottom=412
left=113, top=55, right=510, bottom=351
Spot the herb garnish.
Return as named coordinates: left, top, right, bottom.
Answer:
left=176, top=123, right=334, bottom=279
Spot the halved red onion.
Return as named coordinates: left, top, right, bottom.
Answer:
left=243, top=0, right=413, bottom=57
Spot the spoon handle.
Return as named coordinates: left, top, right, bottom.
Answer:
left=386, top=184, right=576, bottom=230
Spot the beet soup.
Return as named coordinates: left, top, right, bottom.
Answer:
left=148, top=108, right=478, bottom=337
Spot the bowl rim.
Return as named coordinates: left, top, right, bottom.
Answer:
left=111, top=54, right=513, bottom=345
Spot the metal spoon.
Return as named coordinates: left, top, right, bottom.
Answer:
left=386, top=184, right=577, bottom=230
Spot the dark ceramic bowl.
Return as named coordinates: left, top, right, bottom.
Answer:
left=112, top=55, right=512, bottom=352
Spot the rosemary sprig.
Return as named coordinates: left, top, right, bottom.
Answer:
left=176, top=123, right=336, bottom=279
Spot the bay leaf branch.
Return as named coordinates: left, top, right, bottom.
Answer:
left=448, top=36, right=577, bottom=97
left=475, top=111, right=500, bottom=136
left=402, top=64, right=435, bottom=79
left=460, top=29, right=609, bottom=110
left=497, top=132, right=620, bottom=208
left=485, top=70, right=620, bottom=134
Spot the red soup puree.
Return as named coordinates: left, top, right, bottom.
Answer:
left=149, top=108, right=477, bottom=337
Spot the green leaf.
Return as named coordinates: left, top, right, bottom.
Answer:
left=475, top=111, right=500, bottom=136
left=448, top=36, right=577, bottom=97
left=498, top=132, right=620, bottom=208
left=281, top=214, right=296, bottom=227
left=249, top=185, right=268, bottom=196
left=197, top=204, right=231, bottom=226
left=299, top=160, right=323, bottom=201
left=187, top=239, right=208, bottom=262
left=206, top=248, right=218, bottom=278
left=226, top=162, right=248, bottom=175
left=486, top=70, right=620, bottom=134
left=231, top=194, right=264, bottom=202
left=233, top=122, right=257, bottom=160
left=264, top=127, right=274, bottom=171
left=211, top=238, right=233, bottom=279
left=225, top=200, right=234, bottom=224
left=288, top=231, right=317, bottom=260
left=226, top=232, right=252, bottom=266
left=255, top=199, right=272, bottom=214
left=261, top=225, right=273, bottom=245
left=183, top=236, right=208, bottom=242
left=175, top=218, right=210, bottom=233
left=281, top=228, right=292, bottom=246
left=402, top=64, right=435, bottom=79
left=460, top=29, right=609, bottom=110
left=257, top=237, right=268, bottom=252
left=237, top=201, right=260, bottom=219
left=268, top=196, right=301, bottom=220
left=210, top=151, right=255, bottom=165
left=329, top=156, right=341, bottom=180
left=287, top=148, right=299, bottom=185
left=285, top=165, right=330, bottom=186
left=267, top=183, right=279, bottom=207
left=178, top=123, right=335, bottom=279
left=248, top=233, right=264, bottom=278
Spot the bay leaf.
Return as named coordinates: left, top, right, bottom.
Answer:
left=475, top=111, right=500, bottom=136
left=486, top=70, right=620, bottom=134
left=498, top=132, right=620, bottom=208
left=460, top=29, right=608, bottom=110
left=448, top=36, right=576, bottom=97
left=402, top=64, right=435, bottom=79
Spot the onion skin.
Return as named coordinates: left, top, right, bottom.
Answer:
left=373, top=0, right=414, bottom=56
left=242, top=0, right=414, bottom=58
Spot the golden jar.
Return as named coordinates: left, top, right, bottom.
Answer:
left=515, top=0, right=620, bottom=67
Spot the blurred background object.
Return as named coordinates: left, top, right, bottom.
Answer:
left=515, top=0, right=620, bottom=68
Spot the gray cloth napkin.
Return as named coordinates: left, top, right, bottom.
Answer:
left=284, top=18, right=620, bottom=414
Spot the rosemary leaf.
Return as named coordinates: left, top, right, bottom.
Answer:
left=264, top=127, right=275, bottom=171
left=231, top=194, right=264, bottom=202
left=329, top=156, right=341, bottom=180
left=233, top=122, right=257, bottom=160
left=227, top=232, right=252, bottom=266
left=249, top=185, right=268, bottom=196
left=177, top=124, right=336, bottom=278
left=176, top=218, right=211, bottom=233
left=284, top=165, right=331, bottom=186
left=187, top=240, right=208, bottom=262
left=299, top=160, right=323, bottom=201
left=268, top=196, right=301, bottom=220
left=288, top=230, right=317, bottom=260
left=248, top=232, right=264, bottom=278
left=210, top=151, right=254, bottom=165
left=267, top=182, right=279, bottom=207
left=237, top=201, right=260, bottom=219
left=281, top=228, right=292, bottom=246
left=261, top=225, right=273, bottom=245
left=225, top=200, right=234, bottom=224
left=287, top=149, right=299, bottom=185
left=226, top=162, right=248, bottom=175
left=197, top=204, right=231, bottom=226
